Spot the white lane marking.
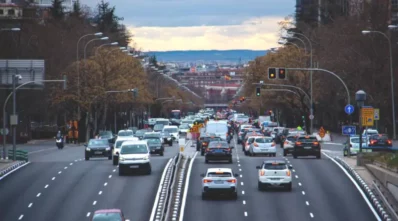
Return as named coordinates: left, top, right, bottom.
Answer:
left=113, top=169, right=116, bottom=172
left=244, top=212, right=248, bottom=216
left=295, top=175, right=298, bottom=179
left=58, top=171, right=62, bottom=174
left=237, top=160, right=240, bottom=163
left=241, top=182, right=244, bottom=186
left=36, top=193, right=41, bottom=197
left=323, top=152, right=382, bottom=221
left=75, top=159, right=78, bottom=162
left=108, top=175, right=112, bottom=178
left=28, top=203, right=33, bottom=208
left=0, top=162, right=30, bottom=181
left=239, top=168, right=242, bottom=171
left=99, top=191, right=102, bottom=195
left=239, top=174, right=242, bottom=178
left=287, top=161, right=290, bottom=163
left=293, top=169, right=296, bottom=172
left=306, top=201, right=309, bottom=206
left=302, top=191, right=305, bottom=195
left=243, top=200, right=246, bottom=205
left=70, top=163, right=73, bottom=165
left=104, top=182, right=108, bottom=186
left=238, top=164, right=241, bottom=167
left=310, top=213, right=314, bottom=218
left=93, top=201, right=97, bottom=205
left=86, top=212, right=91, bottom=217
left=64, top=167, right=68, bottom=169
left=242, top=190, right=245, bottom=194
left=44, top=184, right=49, bottom=188
left=52, top=177, right=55, bottom=180
left=298, top=182, right=302, bottom=186
left=18, top=215, right=24, bottom=220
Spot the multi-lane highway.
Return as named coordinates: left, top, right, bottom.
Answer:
left=0, top=141, right=179, bottom=221
left=183, top=136, right=380, bottom=221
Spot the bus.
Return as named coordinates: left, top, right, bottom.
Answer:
left=170, top=110, right=181, bottom=119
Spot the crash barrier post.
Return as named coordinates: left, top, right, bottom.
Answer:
left=8, top=149, right=28, bottom=161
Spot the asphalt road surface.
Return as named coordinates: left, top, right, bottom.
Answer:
left=0, top=140, right=180, bottom=221
left=183, top=136, right=379, bottom=221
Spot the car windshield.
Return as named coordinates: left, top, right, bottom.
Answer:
left=351, top=138, right=367, bottom=143
left=135, top=130, right=146, bottom=136
left=255, top=138, right=272, bottom=143
left=89, top=139, right=108, bottom=146
left=264, top=163, right=287, bottom=170
left=99, top=131, right=112, bottom=138
left=298, top=137, right=318, bottom=142
left=248, top=138, right=255, bottom=143
left=156, top=120, right=169, bottom=125
left=92, top=212, right=122, bottom=221
left=286, top=137, right=296, bottom=142
left=154, top=124, right=164, bottom=131
left=118, top=131, right=133, bottom=136
left=115, top=140, right=126, bottom=149
left=365, top=130, right=378, bottom=134
left=207, top=172, right=232, bottom=177
left=208, top=142, right=228, bottom=148
left=164, top=128, right=178, bottom=133
left=179, top=124, right=190, bottom=129
left=120, top=144, right=148, bottom=154
left=147, top=139, right=161, bottom=144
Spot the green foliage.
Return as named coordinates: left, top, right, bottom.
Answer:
left=51, top=0, right=65, bottom=20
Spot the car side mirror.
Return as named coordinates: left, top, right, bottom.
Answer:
left=200, top=173, right=205, bottom=177
left=288, top=165, right=293, bottom=169
left=256, top=166, right=261, bottom=169
left=234, top=173, right=239, bottom=177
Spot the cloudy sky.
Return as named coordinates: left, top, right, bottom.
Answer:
left=81, top=0, right=295, bottom=51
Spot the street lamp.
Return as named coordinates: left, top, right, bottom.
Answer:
left=95, top=42, right=118, bottom=56
left=84, top=37, right=109, bottom=60
left=356, top=90, right=367, bottom=166
left=76, top=32, right=103, bottom=121
left=0, top=28, right=21, bottom=32
left=278, top=40, right=301, bottom=51
left=361, top=29, right=396, bottom=139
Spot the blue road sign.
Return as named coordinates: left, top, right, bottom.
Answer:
left=342, top=126, right=356, bottom=135
left=345, top=104, right=354, bottom=115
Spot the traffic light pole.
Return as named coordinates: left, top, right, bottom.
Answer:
left=252, top=83, right=310, bottom=105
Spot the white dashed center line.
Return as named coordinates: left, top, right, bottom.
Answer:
left=292, top=169, right=296, bottom=172
left=86, top=212, right=91, bottom=217
left=70, top=163, right=73, bottom=165
left=240, top=182, right=244, bottom=186
left=239, top=168, right=242, bottom=171
left=44, top=184, right=49, bottom=189
left=295, top=175, right=298, bottom=179
left=244, top=212, right=248, bottom=217
left=64, top=167, right=68, bottom=169
left=93, top=201, right=97, bottom=205
left=298, top=182, right=302, bottom=186
left=58, top=171, right=62, bottom=174
left=239, top=174, right=242, bottom=178
left=99, top=191, right=102, bottom=195
left=18, top=215, right=23, bottom=220
left=306, top=201, right=309, bottom=206
left=36, top=193, right=41, bottom=197
left=310, top=213, right=314, bottom=218
left=302, top=191, right=305, bottom=195
left=52, top=177, right=55, bottom=180
left=28, top=203, right=33, bottom=208
left=104, top=182, right=108, bottom=186
left=243, top=200, right=246, bottom=205
left=238, top=164, right=241, bottom=167
left=108, top=175, right=112, bottom=178
left=113, top=169, right=116, bottom=172
left=241, top=190, right=245, bottom=195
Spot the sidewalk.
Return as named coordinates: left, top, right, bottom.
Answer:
left=0, top=159, right=28, bottom=179
left=342, top=156, right=375, bottom=186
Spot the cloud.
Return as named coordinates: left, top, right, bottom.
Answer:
left=128, top=16, right=283, bottom=51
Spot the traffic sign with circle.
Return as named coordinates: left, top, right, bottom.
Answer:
left=345, top=104, right=354, bottom=115
left=309, top=115, right=314, bottom=120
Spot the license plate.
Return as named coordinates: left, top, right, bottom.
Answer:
left=215, top=149, right=223, bottom=152
left=270, top=178, right=280, bottom=180
left=261, top=149, right=268, bottom=152
left=214, top=180, right=223, bottom=184
left=130, top=165, right=139, bottom=168
left=304, top=146, right=312, bottom=149
left=95, top=151, right=102, bottom=154
left=151, top=150, right=155, bottom=152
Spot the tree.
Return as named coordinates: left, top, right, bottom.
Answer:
left=149, top=55, right=158, bottom=67
left=71, top=0, right=82, bottom=18
left=51, top=0, right=65, bottom=20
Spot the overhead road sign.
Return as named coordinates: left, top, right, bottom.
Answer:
left=342, top=126, right=356, bottom=135
left=344, top=104, right=354, bottom=115
left=361, top=106, right=374, bottom=127
left=374, top=108, right=380, bottom=120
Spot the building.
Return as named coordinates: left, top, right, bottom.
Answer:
left=0, top=1, right=23, bottom=20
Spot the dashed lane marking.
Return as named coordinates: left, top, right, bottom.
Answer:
left=292, top=169, right=296, bottom=172
left=242, top=190, right=245, bottom=195
left=18, top=215, right=23, bottom=220
left=108, top=175, right=112, bottom=178
left=70, top=163, right=73, bottom=165
left=113, top=169, right=116, bottom=172
left=241, top=182, right=244, bottom=186
left=243, top=200, right=246, bottom=205
left=64, top=167, right=68, bottom=169
left=239, top=168, right=242, bottom=171
left=104, top=182, right=108, bottom=186
left=86, top=212, right=91, bottom=217
left=298, top=182, right=302, bottom=186
left=239, top=174, right=242, bottom=178
left=36, top=193, right=41, bottom=197
left=295, top=175, right=298, bottom=179
left=306, top=201, right=309, bottom=206
left=52, top=177, right=55, bottom=180
left=310, top=213, right=314, bottom=218
left=238, top=164, right=241, bottom=167
left=302, top=191, right=305, bottom=195
left=58, top=171, right=62, bottom=174
left=244, top=212, right=248, bottom=217
left=99, top=191, right=102, bottom=195
left=93, top=201, right=97, bottom=205
left=28, top=203, right=32, bottom=208
left=44, top=184, right=49, bottom=189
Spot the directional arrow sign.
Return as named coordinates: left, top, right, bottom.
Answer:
left=342, top=125, right=356, bottom=135
left=345, top=104, right=354, bottom=115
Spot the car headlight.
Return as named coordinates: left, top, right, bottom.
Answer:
left=143, top=155, right=149, bottom=160
left=106, top=147, right=110, bottom=151
left=167, top=138, right=171, bottom=140
left=119, top=157, right=124, bottom=161
left=86, top=148, right=90, bottom=151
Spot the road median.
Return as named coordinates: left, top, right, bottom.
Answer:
left=0, top=160, right=30, bottom=181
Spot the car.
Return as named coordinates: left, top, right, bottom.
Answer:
left=148, top=118, right=157, bottom=126
left=118, top=140, right=151, bottom=175
left=117, top=129, right=134, bottom=137
left=242, top=134, right=263, bottom=154
left=205, top=141, right=234, bottom=163
left=134, top=129, right=148, bottom=140
left=153, top=124, right=165, bottom=132
left=161, top=131, right=173, bottom=146
left=282, top=135, right=297, bottom=156
left=178, top=123, right=190, bottom=135
left=90, top=209, right=128, bottom=221
left=256, top=160, right=293, bottom=191
left=248, top=136, right=276, bottom=156
left=197, top=134, right=222, bottom=155
left=112, top=137, right=139, bottom=165
left=368, top=134, right=393, bottom=150
left=343, top=135, right=369, bottom=156
left=163, top=125, right=179, bottom=141
left=205, top=121, right=229, bottom=141
left=145, top=137, right=164, bottom=156
left=143, top=132, right=162, bottom=143
left=85, top=139, right=112, bottom=161
left=200, top=168, right=239, bottom=200
left=292, top=135, right=321, bottom=159
left=98, top=130, right=116, bottom=143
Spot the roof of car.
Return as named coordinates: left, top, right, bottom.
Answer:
left=207, top=168, right=232, bottom=173
left=116, top=137, right=139, bottom=142
left=121, top=140, right=147, bottom=145
left=118, top=129, right=133, bottom=132
left=144, top=132, right=161, bottom=135
left=208, top=140, right=228, bottom=144
left=94, top=209, right=122, bottom=213
left=164, top=125, right=178, bottom=128
left=263, top=159, right=286, bottom=164
left=297, top=135, right=316, bottom=138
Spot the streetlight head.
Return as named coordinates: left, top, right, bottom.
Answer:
left=281, top=36, right=288, bottom=39
left=100, top=37, right=109, bottom=40
left=355, top=90, right=367, bottom=102
left=122, top=49, right=128, bottom=52
left=11, top=28, right=20, bottom=31
left=110, top=42, right=118, bottom=45
left=119, top=47, right=126, bottom=50
left=278, top=40, right=285, bottom=45
left=361, top=30, right=371, bottom=35
left=94, top=32, right=103, bottom=36
left=388, top=25, right=398, bottom=29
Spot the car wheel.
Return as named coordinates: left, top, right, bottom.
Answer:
left=205, top=159, right=209, bottom=164
left=293, top=154, right=297, bottom=159
left=119, top=167, right=124, bottom=176
left=108, top=155, right=112, bottom=160
left=231, top=192, right=238, bottom=200
left=257, top=181, right=263, bottom=191
left=160, top=151, right=164, bottom=156
left=286, top=183, right=292, bottom=191
left=146, top=167, right=152, bottom=175
left=113, top=156, right=118, bottom=165
left=201, top=192, right=207, bottom=200
left=85, top=156, right=89, bottom=161
left=201, top=151, right=204, bottom=156
left=343, top=150, right=347, bottom=156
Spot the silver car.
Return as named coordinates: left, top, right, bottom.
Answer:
left=200, top=168, right=239, bottom=200
left=283, top=135, right=297, bottom=156
left=248, top=136, right=276, bottom=157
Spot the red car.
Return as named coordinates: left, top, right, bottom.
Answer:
left=90, top=209, right=127, bottom=221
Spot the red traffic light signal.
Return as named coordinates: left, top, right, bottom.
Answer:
left=278, top=68, right=286, bottom=79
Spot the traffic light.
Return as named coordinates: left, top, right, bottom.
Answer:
left=256, top=87, right=260, bottom=96
left=278, top=68, right=286, bottom=79
left=268, top=68, right=276, bottom=79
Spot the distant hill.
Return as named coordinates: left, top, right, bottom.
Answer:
left=146, top=50, right=268, bottom=63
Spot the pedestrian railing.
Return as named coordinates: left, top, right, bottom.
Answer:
left=8, top=149, right=28, bottom=161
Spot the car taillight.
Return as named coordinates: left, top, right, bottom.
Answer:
left=286, top=170, right=291, bottom=176
left=313, top=142, right=319, bottom=145
left=203, top=179, right=212, bottom=183
left=202, top=142, right=207, bottom=145
left=387, top=140, right=392, bottom=144
left=371, top=140, right=376, bottom=145
left=227, top=179, right=236, bottom=183
left=260, top=170, right=265, bottom=176
left=295, top=141, right=302, bottom=145
left=271, top=142, right=275, bottom=147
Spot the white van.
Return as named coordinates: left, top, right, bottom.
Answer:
left=205, top=121, right=229, bottom=141
left=118, top=140, right=151, bottom=175
left=162, top=125, right=179, bottom=141
left=112, top=136, right=139, bottom=165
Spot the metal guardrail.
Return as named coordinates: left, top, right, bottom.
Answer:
left=163, top=153, right=182, bottom=221
left=167, top=156, right=188, bottom=221
left=373, top=180, right=398, bottom=221
left=7, top=149, right=28, bottom=161
left=333, top=156, right=392, bottom=221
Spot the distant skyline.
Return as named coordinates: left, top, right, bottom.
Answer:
left=82, top=0, right=295, bottom=51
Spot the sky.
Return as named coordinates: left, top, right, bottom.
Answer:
left=81, top=0, right=295, bottom=51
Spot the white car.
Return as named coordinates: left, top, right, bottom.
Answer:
left=282, top=135, right=296, bottom=156
left=163, top=125, right=179, bottom=141
left=118, top=140, right=151, bottom=175
left=112, top=136, right=139, bottom=165
left=148, top=118, right=157, bottom=126
left=257, top=160, right=292, bottom=191
left=117, top=129, right=134, bottom=137
left=178, top=124, right=190, bottom=135
left=243, top=135, right=263, bottom=154
left=201, top=168, right=239, bottom=200
left=249, top=136, right=276, bottom=157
